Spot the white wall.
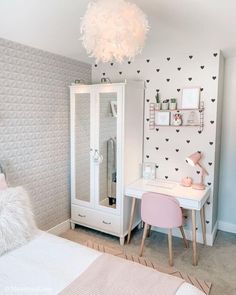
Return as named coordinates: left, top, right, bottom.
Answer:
left=218, top=57, right=236, bottom=233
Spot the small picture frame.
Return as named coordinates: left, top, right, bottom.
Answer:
left=155, top=111, right=170, bottom=126
left=181, top=88, right=200, bottom=109
left=142, top=162, right=156, bottom=180
left=110, top=101, right=117, bottom=117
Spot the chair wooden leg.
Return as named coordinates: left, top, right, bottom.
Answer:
left=168, top=229, right=173, bottom=266
left=139, top=223, right=149, bottom=257
left=147, top=224, right=152, bottom=237
left=179, top=226, right=189, bottom=248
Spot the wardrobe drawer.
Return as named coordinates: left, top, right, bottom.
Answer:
left=71, top=205, right=94, bottom=226
left=95, top=212, right=120, bottom=235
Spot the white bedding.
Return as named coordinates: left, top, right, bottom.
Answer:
left=0, top=231, right=204, bottom=295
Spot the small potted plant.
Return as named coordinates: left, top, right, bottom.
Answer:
left=155, top=93, right=161, bottom=110
left=170, top=98, right=177, bottom=110
left=161, top=99, right=169, bottom=110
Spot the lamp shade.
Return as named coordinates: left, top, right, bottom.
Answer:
left=186, top=151, right=202, bottom=166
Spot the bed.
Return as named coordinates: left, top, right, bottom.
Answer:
left=0, top=231, right=204, bottom=295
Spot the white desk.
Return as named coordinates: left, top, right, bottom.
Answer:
left=125, top=178, right=211, bottom=266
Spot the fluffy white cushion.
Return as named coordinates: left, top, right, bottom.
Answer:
left=0, top=186, right=38, bottom=256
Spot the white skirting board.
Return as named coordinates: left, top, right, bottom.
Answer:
left=218, top=220, right=236, bottom=234
left=47, top=219, right=71, bottom=236
left=151, top=222, right=218, bottom=246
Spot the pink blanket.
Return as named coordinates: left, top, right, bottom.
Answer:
left=59, top=253, right=184, bottom=295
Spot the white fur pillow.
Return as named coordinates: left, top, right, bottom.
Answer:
left=0, top=186, right=37, bottom=256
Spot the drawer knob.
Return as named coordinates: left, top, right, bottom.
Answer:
left=78, top=214, right=86, bottom=218
left=102, top=220, right=111, bottom=225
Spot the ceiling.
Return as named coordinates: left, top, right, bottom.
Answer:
left=0, top=0, right=236, bottom=63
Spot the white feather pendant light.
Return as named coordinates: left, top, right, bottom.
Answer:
left=80, top=0, right=149, bottom=63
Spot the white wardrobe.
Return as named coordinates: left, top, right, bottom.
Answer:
left=70, top=81, right=144, bottom=245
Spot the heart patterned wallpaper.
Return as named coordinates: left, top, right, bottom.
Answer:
left=92, top=52, right=224, bottom=243
left=0, top=38, right=91, bottom=230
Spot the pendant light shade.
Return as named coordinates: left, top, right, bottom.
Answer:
left=80, top=0, right=149, bottom=63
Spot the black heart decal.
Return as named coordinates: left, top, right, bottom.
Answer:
left=155, top=147, right=159, bottom=150
left=176, top=149, right=179, bottom=152
left=94, top=64, right=98, bottom=67
left=189, top=55, right=193, bottom=59
left=156, top=128, right=159, bottom=132
left=200, top=66, right=205, bottom=69
left=175, top=168, right=179, bottom=171
left=156, top=69, right=160, bottom=72
left=176, top=129, right=180, bottom=133
left=128, top=61, right=131, bottom=64
left=209, top=142, right=213, bottom=145
left=137, top=70, right=140, bottom=74
left=208, top=162, right=212, bottom=166
left=213, top=53, right=218, bottom=57
left=110, top=63, right=114, bottom=66
left=156, top=89, right=160, bottom=92
left=177, top=89, right=181, bottom=92
left=208, top=182, right=211, bottom=186
left=201, top=88, right=204, bottom=91
left=165, top=138, right=169, bottom=142
left=211, top=99, right=216, bottom=102
left=102, top=73, right=106, bottom=76
left=210, top=120, right=214, bottom=124
left=165, top=176, right=169, bottom=179
left=177, top=67, right=181, bottom=71
left=119, top=71, right=122, bottom=75
left=166, top=78, right=170, bottom=82
left=188, top=77, right=192, bottom=81
left=206, top=221, right=210, bottom=224
left=146, top=99, right=150, bottom=102
left=212, top=76, right=217, bottom=80
left=146, top=59, right=150, bottom=63
left=198, top=130, right=202, bottom=134
left=167, top=57, right=170, bottom=61
left=207, top=201, right=211, bottom=205
left=146, top=80, right=150, bottom=83
left=165, top=157, right=169, bottom=161
left=196, top=227, right=198, bottom=231
left=156, top=165, right=159, bottom=169
left=196, top=171, right=200, bottom=174
left=186, top=140, right=190, bottom=143
left=146, top=155, right=149, bottom=158
left=146, top=137, right=149, bottom=140
left=146, top=118, right=149, bottom=122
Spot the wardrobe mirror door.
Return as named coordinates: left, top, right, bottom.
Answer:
left=75, top=93, right=91, bottom=203
left=98, top=92, right=117, bottom=209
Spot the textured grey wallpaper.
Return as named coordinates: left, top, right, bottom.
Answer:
left=0, top=38, right=91, bottom=230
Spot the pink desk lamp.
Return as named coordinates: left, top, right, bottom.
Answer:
left=186, top=151, right=208, bottom=190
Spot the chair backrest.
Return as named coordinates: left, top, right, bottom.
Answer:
left=141, top=192, right=183, bottom=228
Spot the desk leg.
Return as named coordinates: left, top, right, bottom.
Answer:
left=192, top=210, right=198, bottom=266
left=200, top=205, right=207, bottom=245
left=127, top=197, right=136, bottom=244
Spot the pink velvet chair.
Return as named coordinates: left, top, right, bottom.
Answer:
left=139, top=192, right=188, bottom=266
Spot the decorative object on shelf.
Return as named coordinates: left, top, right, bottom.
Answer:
left=181, top=177, right=193, bottom=187
left=110, top=101, right=117, bottom=117
left=161, top=99, right=169, bottom=110
left=172, top=113, right=182, bottom=126
left=187, top=111, right=199, bottom=125
left=155, top=92, right=161, bottom=110
left=74, top=79, right=85, bottom=84
left=181, top=88, right=200, bottom=109
left=170, top=98, right=177, bottom=110
left=155, top=111, right=170, bottom=126
left=80, top=0, right=149, bottom=63
left=101, top=77, right=111, bottom=83
left=186, top=151, right=209, bottom=190
left=142, top=162, right=156, bottom=180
